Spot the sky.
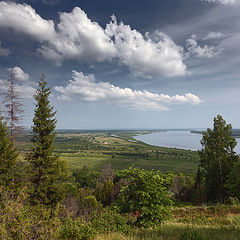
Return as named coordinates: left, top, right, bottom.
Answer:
left=0, top=0, right=240, bottom=129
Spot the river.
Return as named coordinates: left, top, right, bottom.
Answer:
left=134, top=131, right=240, bottom=154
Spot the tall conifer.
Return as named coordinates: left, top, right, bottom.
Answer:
left=29, top=74, right=68, bottom=206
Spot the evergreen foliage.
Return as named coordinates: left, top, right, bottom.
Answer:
left=0, top=114, right=18, bottom=188
left=199, top=115, right=238, bottom=202
left=29, top=74, right=68, bottom=206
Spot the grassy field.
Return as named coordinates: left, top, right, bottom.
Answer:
left=52, top=131, right=199, bottom=174
left=96, top=226, right=240, bottom=240
left=96, top=205, right=240, bottom=240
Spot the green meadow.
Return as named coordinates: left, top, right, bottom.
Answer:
left=53, top=131, right=199, bottom=174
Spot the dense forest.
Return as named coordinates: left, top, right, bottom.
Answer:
left=1, top=75, right=240, bottom=239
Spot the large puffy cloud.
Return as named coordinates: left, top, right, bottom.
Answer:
left=43, top=9, right=186, bottom=77
left=0, top=67, right=34, bottom=99
left=0, top=2, right=186, bottom=77
left=54, top=71, right=201, bottom=110
left=0, top=1, right=55, bottom=42
left=105, top=16, right=186, bottom=77
left=39, top=7, right=116, bottom=65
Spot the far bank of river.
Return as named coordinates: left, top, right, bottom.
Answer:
left=134, top=131, right=240, bottom=154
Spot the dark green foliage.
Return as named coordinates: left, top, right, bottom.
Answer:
left=199, top=115, right=238, bottom=202
left=226, top=162, right=240, bottom=199
left=73, top=166, right=99, bottom=188
left=94, top=179, right=115, bottom=206
left=118, top=167, right=173, bottom=227
left=29, top=74, right=68, bottom=206
left=179, top=229, right=203, bottom=240
left=0, top=115, right=18, bottom=188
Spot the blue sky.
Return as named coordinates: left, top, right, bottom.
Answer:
left=0, top=0, right=240, bottom=129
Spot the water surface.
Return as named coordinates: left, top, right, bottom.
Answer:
left=134, top=131, right=240, bottom=154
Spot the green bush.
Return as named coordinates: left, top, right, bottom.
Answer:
left=117, top=167, right=173, bottom=227
left=90, top=207, right=130, bottom=234
left=58, top=217, right=95, bottom=240
left=0, top=188, right=61, bottom=240
left=179, top=229, right=203, bottom=240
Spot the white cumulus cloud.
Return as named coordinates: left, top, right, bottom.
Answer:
left=54, top=71, right=201, bottom=111
left=105, top=16, right=186, bottom=77
left=0, top=1, right=56, bottom=42
left=0, top=2, right=187, bottom=78
left=39, top=7, right=116, bottom=65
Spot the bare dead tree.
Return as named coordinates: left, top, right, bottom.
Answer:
left=3, top=68, right=24, bottom=142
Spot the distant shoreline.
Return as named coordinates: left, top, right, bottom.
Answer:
left=191, top=130, right=240, bottom=138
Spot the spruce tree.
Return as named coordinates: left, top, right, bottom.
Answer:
left=29, top=74, right=68, bottom=206
left=0, top=113, right=18, bottom=188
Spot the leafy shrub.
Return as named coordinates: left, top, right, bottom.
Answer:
left=0, top=189, right=31, bottom=240
left=117, top=167, right=173, bottom=227
left=90, top=207, right=130, bottom=234
left=0, top=188, right=61, bottom=240
left=58, top=217, right=95, bottom=240
left=179, top=229, right=203, bottom=240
